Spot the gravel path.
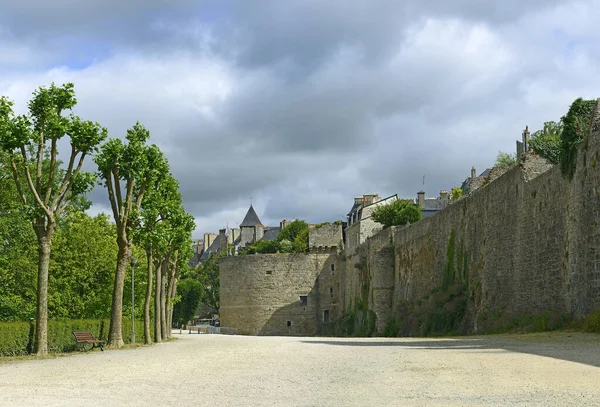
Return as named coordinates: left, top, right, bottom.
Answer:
left=1, top=332, right=599, bottom=406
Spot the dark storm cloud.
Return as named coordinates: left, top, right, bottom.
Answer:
left=1, top=0, right=598, bottom=236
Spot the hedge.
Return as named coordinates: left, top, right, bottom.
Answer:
left=0, top=319, right=152, bottom=356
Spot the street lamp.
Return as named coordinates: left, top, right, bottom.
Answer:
left=130, top=257, right=138, bottom=344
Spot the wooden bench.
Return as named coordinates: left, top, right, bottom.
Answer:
left=73, top=332, right=104, bottom=352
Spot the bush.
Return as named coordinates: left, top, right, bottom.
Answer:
left=383, top=283, right=468, bottom=337
left=560, top=98, right=597, bottom=179
left=0, top=318, right=149, bottom=356
left=529, top=121, right=562, bottom=164
left=0, top=322, right=32, bottom=356
left=583, top=307, right=600, bottom=333
left=475, top=309, right=572, bottom=335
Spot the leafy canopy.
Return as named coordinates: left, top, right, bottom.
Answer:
left=371, top=199, right=421, bottom=229
left=494, top=151, right=517, bottom=168
left=560, top=98, right=597, bottom=179
left=529, top=121, right=562, bottom=165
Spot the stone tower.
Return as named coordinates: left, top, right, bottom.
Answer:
left=239, top=205, right=263, bottom=247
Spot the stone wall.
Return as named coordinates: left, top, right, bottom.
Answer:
left=220, top=252, right=343, bottom=335
left=308, top=223, right=344, bottom=248
left=385, top=105, right=600, bottom=323
left=220, top=103, right=600, bottom=336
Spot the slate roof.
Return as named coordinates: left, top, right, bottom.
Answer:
left=262, top=227, right=281, bottom=241
left=200, top=234, right=222, bottom=260
left=240, top=205, right=263, bottom=227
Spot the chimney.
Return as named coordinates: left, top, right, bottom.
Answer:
left=219, top=229, right=227, bottom=252
left=354, top=197, right=364, bottom=205
left=439, top=190, right=448, bottom=201
left=471, top=167, right=477, bottom=179
left=280, top=219, right=289, bottom=230
left=522, top=125, right=530, bottom=153
left=417, top=190, right=425, bottom=209
left=363, top=194, right=380, bottom=205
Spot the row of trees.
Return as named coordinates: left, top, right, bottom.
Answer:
left=0, top=83, right=194, bottom=355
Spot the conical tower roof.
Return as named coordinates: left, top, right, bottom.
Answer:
left=240, top=205, right=263, bottom=227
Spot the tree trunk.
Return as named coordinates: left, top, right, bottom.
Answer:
left=165, top=253, right=179, bottom=337
left=160, top=256, right=168, bottom=339
left=108, top=238, right=131, bottom=348
left=154, top=257, right=162, bottom=343
left=34, top=226, right=54, bottom=356
left=144, top=247, right=153, bottom=345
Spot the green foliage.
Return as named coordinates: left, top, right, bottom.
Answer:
left=529, top=121, right=562, bottom=164
left=451, top=187, right=462, bottom=200
left=247, top=239, right=281, bottom=254
left=476, top=309, right=572, bottom=334
left=0, top=322, right=32, bottom=356
left=193, top=252, right=222, bottom=310
left=277, top=220, right=308, bottom=243
left=0, top=319, right=150, bottom=355
left=582, top=307, right=600, bottom=333
left=172, top=279, right=204, bottom=327
left=371, top=199, right=421, bottom=229
left=383, top=284, right=469, bottom=337
left=292, top=228, right=309, bottom=253
left=495, top=151, right=517, bottom=168
left=560, top=98, right=597, bottom=179
left=49, top=213, right=119, bottom=319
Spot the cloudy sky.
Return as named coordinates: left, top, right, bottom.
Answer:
left=1, top=0, right=599, bottom=237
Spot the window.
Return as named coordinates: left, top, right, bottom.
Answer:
left=330, top=264, right=335, bottom=274
left=299, top=295, right=308, bottom=306
left=329, top=287, right=333, bottom=297
left=323, top=310, right=330, bottom=324
left=266, top=270, right=272, bottom=275
left=287, top=321, right=291, bottom=327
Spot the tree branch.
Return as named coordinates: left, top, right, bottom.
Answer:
left=52, top=151, right=86, bottom=213
left=113, top=169, right=123, bottom=218
left=20, top=146, right=52, bottom=219
left=35, top=119, right=45, bottom=193
left=106, top=171, right=121, bottom=231
left=50, top=145, right=77, bottom=210
left=44, top=137, right=59, bottom=206
left=10, top=155, right=27, bottom=205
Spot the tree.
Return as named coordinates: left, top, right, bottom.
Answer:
left=49, top=212, right=117, bottom=319
left=371, top=199, right=422, bottom=229
left=95, top=124, right=165, bottom=347
left=529, top=121, right=562, bottom=165
left=247, top=239, right=281, bottom=254
left=494, top=151, right=517, bottom=168
left=276, top=220, right=308, bottom=243
left=560, top=98, right=598, bottom=179
left=135, top=169, right=178, bottom=344
left=172, top=278, right=204, bottom=328
left=451, top=187, right=462, bottom=201
left=0, top=83, right=106, bottom=355
left=195, top=252, right=223, bottom=310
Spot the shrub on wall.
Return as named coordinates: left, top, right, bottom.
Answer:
left=560, top=98, right=597, bottom=179
left=384, top=283, right=469, bottom=337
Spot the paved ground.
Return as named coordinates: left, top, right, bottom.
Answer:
left=1, top=331, right=599, bottom=406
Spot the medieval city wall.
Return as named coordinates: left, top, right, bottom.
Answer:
left=385, top=103, right=600, bottom=323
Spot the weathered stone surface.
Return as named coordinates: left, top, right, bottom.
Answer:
left=220, top=102, right=600, bottom=336
left=220, top=253, right=343, bottom=335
